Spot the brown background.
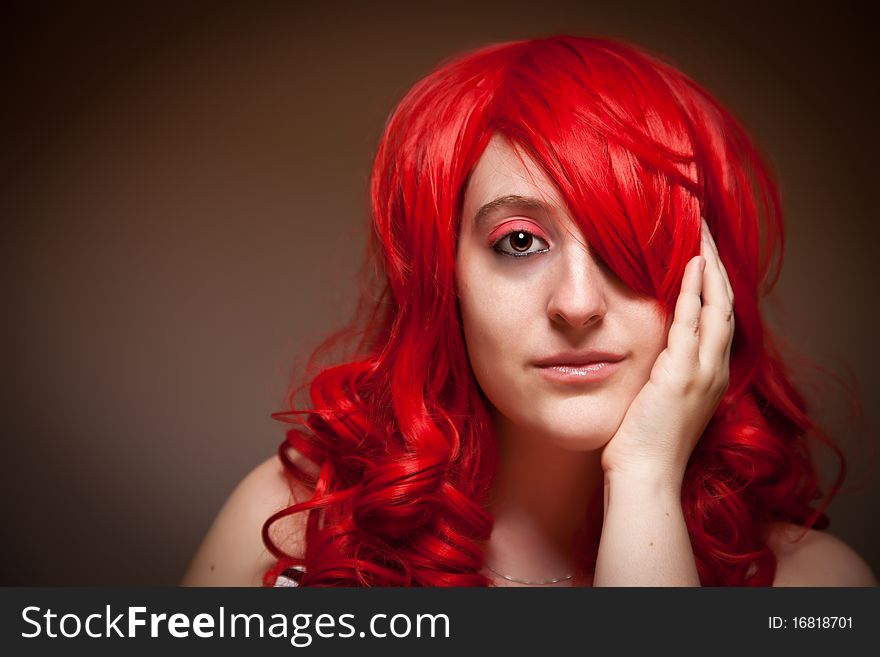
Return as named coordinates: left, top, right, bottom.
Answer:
left=3, top=1, right=877, bottom=585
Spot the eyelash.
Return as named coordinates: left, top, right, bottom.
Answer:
left=491, top=229, right=551, bottom=258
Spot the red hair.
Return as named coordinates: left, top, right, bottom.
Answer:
left=263, top=35, right=844, bottom=586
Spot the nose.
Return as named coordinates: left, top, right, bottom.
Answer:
left=546, top=242, right=608, bottom=329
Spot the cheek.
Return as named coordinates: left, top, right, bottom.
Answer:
left=460, top=281, right=512, bottom=363
left=655, top=316, right=672, bottom=355
left=457, top=270, right=533, bottom=394
left=633, top=313, right=670, bottom=379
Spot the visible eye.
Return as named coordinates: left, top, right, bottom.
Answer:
left=492, top=229, right=550, bottom=258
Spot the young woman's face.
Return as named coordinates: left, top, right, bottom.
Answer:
left=456, top=135, right=670, bottom=451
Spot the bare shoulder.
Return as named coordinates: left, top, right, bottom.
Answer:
left=180, top=451, right=315, bottom=587
left=766, top=522, right=878, bottom=587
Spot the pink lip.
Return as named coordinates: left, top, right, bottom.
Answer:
left=533, top=350, right=625, bottom=367
left=535, top=360, right=623, bottom=384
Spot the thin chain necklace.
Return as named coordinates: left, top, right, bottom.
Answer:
left=484, top=564, right=574, bottom=585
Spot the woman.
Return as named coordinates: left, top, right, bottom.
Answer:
left=182, top=34, right=876, bottom=587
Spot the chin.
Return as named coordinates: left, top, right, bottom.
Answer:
left=548, top=398, right=625, bottom=446
left=543, top=426, right=615, bottom=453
left=496, top=400, right=624, bottom=453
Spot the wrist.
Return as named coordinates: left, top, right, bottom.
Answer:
left=603, top=466, right=684, bottom=498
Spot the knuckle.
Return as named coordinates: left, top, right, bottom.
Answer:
left=700, top=372, right=716, bottom=393
left=674, top=377, right=695, bottom=395
left=696, top=366, right=716, bottom=390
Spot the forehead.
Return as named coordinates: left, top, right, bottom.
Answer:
left=462, top=135, right=570, bottom=227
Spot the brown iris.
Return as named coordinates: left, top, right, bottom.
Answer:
left=510, top=231, right=533, bottom=252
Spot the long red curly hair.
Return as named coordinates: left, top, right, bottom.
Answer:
left=262, top=34, right=844, bottom=586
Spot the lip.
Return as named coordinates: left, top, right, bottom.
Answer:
left=532, top=351, right=626, bottom=385
left=535, top=359, right=623, bottom=384
left=533, top=351, right=626, bottom=367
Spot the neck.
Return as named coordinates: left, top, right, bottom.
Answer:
left=483, top=415, right=604, bottom=585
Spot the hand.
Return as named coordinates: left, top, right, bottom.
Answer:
left=600, top=218, right=735, bottom=486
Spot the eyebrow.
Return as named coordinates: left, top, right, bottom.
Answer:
left=472, top=194, right=555, bottom=229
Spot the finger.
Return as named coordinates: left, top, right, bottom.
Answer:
left=723, top=312, right=735, bottom=361
left=701, top=219, right=735, bottom=358
left=666, top=255, right=705, bottom=367
left=699, top=221, right=732, bottom=314
left=699, top=221, right=734, bottom=366
left=702, top=218, right=734, bottom=303
left=699, top=300, right=735, bottom=369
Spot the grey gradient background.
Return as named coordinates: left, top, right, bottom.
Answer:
left=3, top=1, right=877, bottom=585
